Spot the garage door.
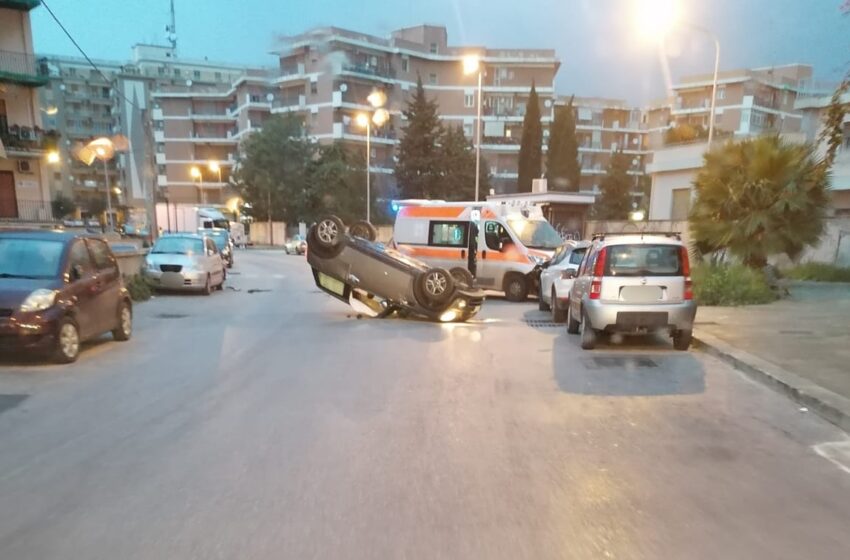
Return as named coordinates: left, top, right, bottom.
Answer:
left=0, top=171, right=18, bottom=219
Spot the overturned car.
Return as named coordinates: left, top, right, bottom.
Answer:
left=307, top=216, right=485, bottom=322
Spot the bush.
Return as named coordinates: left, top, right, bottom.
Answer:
left=692, top=264, right=777, bottom=306
left=124, top=274, right=152, bottom=302
left=784, top=263, right=850, bottom=282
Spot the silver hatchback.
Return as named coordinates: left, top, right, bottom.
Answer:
left=566, top=233, right=697, bottom=350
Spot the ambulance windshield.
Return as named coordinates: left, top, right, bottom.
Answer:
left=506, top=219, right=563, bottom=250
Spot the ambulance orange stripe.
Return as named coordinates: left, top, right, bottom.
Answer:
left=398, top=245, right=463, bottom=258
left=399, top=206, right=465, bottom=218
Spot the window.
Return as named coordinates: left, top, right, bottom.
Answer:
left=484, top=221, right=511, bottom=251
left=568, top=247, right=588, bottom=266
left=463, top=123, right=473, bottom=137
left=428, top=73, right=437, bottom=85
left=671, top=188, right=691, bottom=221
left=193, top=70, right=201, bottom=79
left=429, top=42, right=438, bottom=54
left=68, top=240, right=95, bottom=276
left=173, top=68, right=181, bottom=77
left=604, top=244, right=682, bottom=277
left=717, top=86, right=726, bottom=100
left=158, top=67, right=166, bottom=76
left=401, top=58, right=409, bottom=72
left=214, top=71, right=222, bottom=80
left=102, top=87, right=110, bottom=98
left=310, top=81, right=318, bottom=94
left=714, top=112, right=723, bottom=124
left=87, top=239, right=116, bottom=271
left=68, top=67, right=77, bottom=76
left=578, top=246, right=600, bottom=277
left=429, top=221, right=468, bottom=247
left=0, top=239, right=64, bottom=278
left=464, top=93, right=474, bottom=108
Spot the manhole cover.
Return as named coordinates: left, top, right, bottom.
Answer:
left=523, top=319, right=561, bottom=328
left=0, top=394, right=28, bottom=415
left=779, top=330, right=814, bottom=335
left=584, top=357, right=658, bottom=369
left=156, top=313, right=188, bottom=319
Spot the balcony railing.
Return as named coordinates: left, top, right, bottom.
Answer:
left=0, top=125, right=59, bottom=153
left=341, top=63, right=396, bottom=79
left=0, top=49, right=49, bottom=86
left=0, top=199, right=55, bottom=222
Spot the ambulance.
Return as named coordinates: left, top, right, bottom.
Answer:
left=392, top=200, right=564, bottom=301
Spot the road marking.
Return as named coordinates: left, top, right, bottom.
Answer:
left=813, top=440, right=850, bottom=475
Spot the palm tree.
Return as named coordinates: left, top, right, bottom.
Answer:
left=689, top=135, right=828, bottom=267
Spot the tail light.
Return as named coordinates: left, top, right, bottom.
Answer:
left=589, top=247, right=606, bottom=300
left=680, top=246, right=693, bottom=300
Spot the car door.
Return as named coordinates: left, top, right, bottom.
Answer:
left=205, top=238, right=223, bottom=283
left=65, top=239, right=100, bottom=339
left=86, top=238, right=122, bottom=335
left=477, top=220, right=513, bottom=288
left=426, top=220, right=469, bottom=272
left=570, top=243, right=599, bottom=317
left=540, top=249, right=568, bottom=302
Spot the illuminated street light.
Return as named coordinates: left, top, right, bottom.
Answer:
left=46, top=150, right=60, bottom=164
left=208, top=159, right=223, bottom=186
left=462, top=54, right=483, bottom=201
left=366, top=89, right=387, bottom=109
left=85, top=137, right=118, bottom=232
left=190, top=166, right=201, bottom=179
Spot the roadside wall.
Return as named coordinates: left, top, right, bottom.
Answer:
left=250, top=221, right=287, bottom=246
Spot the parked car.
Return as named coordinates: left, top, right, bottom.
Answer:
left=567, top=232, right=696, bottom=350
left=538, top=240, right=590, bottom=322
left=0, top=230, right=133, bottom=363
left=284, top=234, right=307, bottom=255
left=144, top=234, right=226, bottom=294
left=307, top=215, right=486, bottom=322
left=199, top=228, right=234, bottom=268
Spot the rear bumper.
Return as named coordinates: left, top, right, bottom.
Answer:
left=584, top=299, right=697, bottom=332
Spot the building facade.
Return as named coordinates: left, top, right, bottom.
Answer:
left=0, top=0, right=52, bottom=221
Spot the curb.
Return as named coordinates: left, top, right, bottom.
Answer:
left=693, top=330, right=850, bottom=434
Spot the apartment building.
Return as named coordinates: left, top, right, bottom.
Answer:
left=648, top=64, right=814, bottom=221
left=0, top=0, right=52, bottom=221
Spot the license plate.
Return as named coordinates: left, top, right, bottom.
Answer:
left=619, top=286, right=662, bottom=303
left=318, top=272, right=345, bottom=296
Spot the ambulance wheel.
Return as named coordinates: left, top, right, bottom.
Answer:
left=415, top=268, right=455, bottom=308
left=503, top=273, right=528, bottom=302
left=348, top=220, right=377, bottom=241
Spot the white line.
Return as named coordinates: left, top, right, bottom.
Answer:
left=813, top=440, right=850, bottom=475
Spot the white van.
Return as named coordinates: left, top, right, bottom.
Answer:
left=392, top=200, right=563, bottom=301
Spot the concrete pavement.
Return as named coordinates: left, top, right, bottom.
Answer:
left=1, top=250, right=849, bottom=559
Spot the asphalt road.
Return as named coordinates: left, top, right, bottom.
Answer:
left=1, top=250, right=849, bottom=560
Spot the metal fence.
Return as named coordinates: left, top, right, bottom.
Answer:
left=0, top=200, right=55, bottom=222
left=0, top=49, right=47, bottom=81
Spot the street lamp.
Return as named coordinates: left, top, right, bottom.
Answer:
left=355, top=108, right=389, bottom=223
left=46, top=150, right=60, bottom=165
left=463, top=54, right=483, bottom=201
left=208, top=160, right=222, bottom=184
left=190, top=165, right=204, bottom=205
left=634, top=0, right=720, bottom=145
left=89, top=137, right=116, bottom=232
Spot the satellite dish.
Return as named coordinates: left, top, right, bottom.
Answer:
left=339, top=83, right=348, bottom=92
left=266, top=93, right=274, bottom=102
left=59, top=84, right=66, bottom=91
left=544, top=99, right=552, bottom=108
left=186, top=80, right=193, bottom=87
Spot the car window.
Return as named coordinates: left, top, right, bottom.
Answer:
left=152, top=237, right=204, bottom=255
left=87, top=239, right=116, bottom=271
left=579, top=245, right=599, bottom=277
left=568, top=247, right=587, bottom=266
left=506, top=219, right=563, bottom=250
left=484, top=221, right=510, bottom=251
left=604, top=244, right=682, bottom=277
left=549, top=248, right=568, bottom=266
left=68, top=240, right=95, bottom=276
left=429, top=221, right=468, bottom=247
left=0, top=238, right=64, bottom=279
left=206, top=238, right=218, bottom=254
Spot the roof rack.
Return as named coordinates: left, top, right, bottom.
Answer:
left=592, top=231, right=682, bottom=241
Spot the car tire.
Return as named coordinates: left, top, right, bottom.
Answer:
left=54, top=318, right=81, bottom=363
left=111, top=302, right=132, bottom=341
left=315, top=215, right=345, bottom=248
left=415, top=268, right=455, bottom=308
left=552, top=289, right=567, bottom=323
left=348, top=220, right=378, bottom=241
left=673, top=329, right=692, bottom=351
left=306, top=222, right=345, bottom=259
left=566, top=304, right=580, bottom=334
left=538, top=285, right=551, bottom=311
left=503, top=273, right=528, bottom=302
left=449, top=267, right=474, bottom=288
left=580, top=311, right=597, bottom=350
left=203, top=274, right=212, bottom=296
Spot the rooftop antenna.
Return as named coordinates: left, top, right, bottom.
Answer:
left=166, top=0, right=177, bottom=52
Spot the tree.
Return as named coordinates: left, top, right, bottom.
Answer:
left=51, top=193, right=77, bottom=219
left=302, top=143, right=366, bottom=224
left=594, top=150, right=633, bottom=220
left=517, top=82, right=543, bottom=192
left=547, top=96, right=581, bottom=191
left=664, top=123, right=708, bottom=145
left=395, top=76, right=444, bottom=199
left=437, top=125, right=491, bottom=200
left=234, top=113, right=314, bottom=225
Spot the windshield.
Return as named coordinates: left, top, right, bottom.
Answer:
left=0, top=239, right=64, bottom=279
left=201, top=231, right=229, bottom=250
left=506, top=219, right=563, bottom=250
left=151, top=237, right=204, bottom=255
left=604, top=244, right=683, bottom=277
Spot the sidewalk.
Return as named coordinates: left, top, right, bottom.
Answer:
left=694, top=286, right=850, bottom=431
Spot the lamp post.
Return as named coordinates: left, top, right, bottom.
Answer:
left=89, top=137, right=116, bottom=232
left=190, top=165, right=203, bottom=205
left=635, top=0, right=721, bottom=145
left=462, top=55, right=483, bottom=201
left=208, top=160, right=222, bottom=185
left=355, top=108, right=389, bottom=223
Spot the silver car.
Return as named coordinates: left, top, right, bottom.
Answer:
left=566, top=233, right=696, bottom=350
left=538, top=240, right=590, bottom=323
left=144, top=234, right=226, bottom=295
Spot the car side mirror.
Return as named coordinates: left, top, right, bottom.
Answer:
left=70, top=264, right=84, bottom=281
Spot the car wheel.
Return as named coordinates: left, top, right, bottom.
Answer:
left=111, top=302, right=132, bottom=341
left=315, top=215, right=345, bottom=248
left=449, top=267, right=474, bottom=288
left=538, top=284, right=551, bottom=311
left=348, top=220, right=378, bottom=241
left=552, top=289, right=567, bottom=323
left=580, top=311, right=597, bottom=350
left=284, top=246, right=291, bottom=255
left=307, top=221, right=345, bottom=259
left=203, top=274, right=212, bottom=296
left=673, top=329, right=692, bottom=351
left=54, top=318, right=81, bottom=363
left=566, top=303, right=580, bottom=334
left=415, top=268, right=455, bottom=308
left=503, top=274, right=528, bottom=302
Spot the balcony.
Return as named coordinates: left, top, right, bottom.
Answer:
left=0, top=125, right=59, bottom=156
left=0, top=49, right=49, bottom=87
left=340, top=63, right=396, bottom=80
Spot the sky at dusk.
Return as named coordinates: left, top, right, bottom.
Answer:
left=31, top=0, right=850, bottom=103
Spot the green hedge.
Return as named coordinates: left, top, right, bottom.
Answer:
left=124, top=274, right=152, bottom=302
left=784, top=263, right=850, bottom=282
left=692, top=264, right=777, bottom=306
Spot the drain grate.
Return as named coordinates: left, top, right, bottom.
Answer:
left=156, top=313, right=189, bottom=319
left=0, top=394, right=28, bottom=416
left=523, top=319, right=561, bottom=328
left=584, top=357, right=658, bottom=369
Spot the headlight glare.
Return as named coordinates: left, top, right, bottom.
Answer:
left=20, top=289, right=57, bottom=313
